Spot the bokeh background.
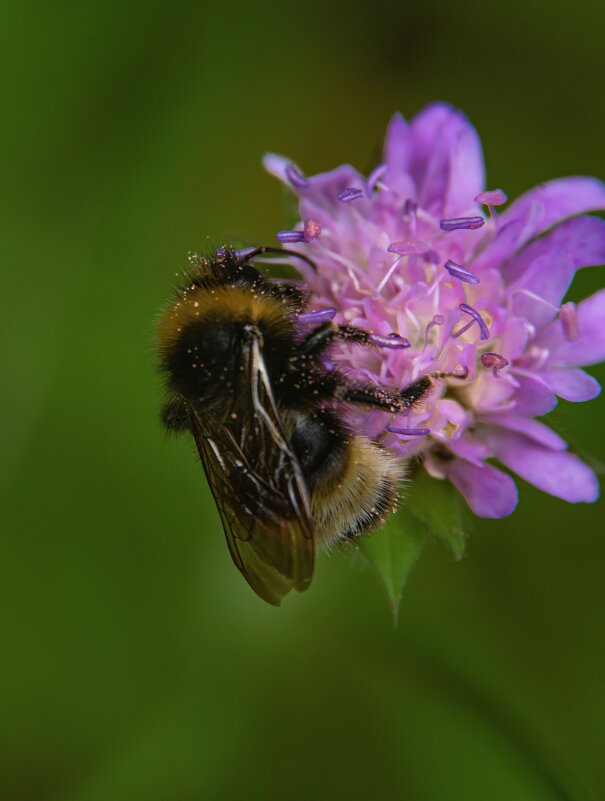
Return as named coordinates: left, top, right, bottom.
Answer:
left=2, top=2, right=605, bottom=799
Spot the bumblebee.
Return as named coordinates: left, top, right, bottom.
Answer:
left=157, top=247, right=434, bottom=605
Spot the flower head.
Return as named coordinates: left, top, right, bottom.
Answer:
left=264, top=103, right=605, bottom=518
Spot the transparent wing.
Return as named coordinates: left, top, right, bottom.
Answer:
left=187, top=336, right=314, bottom=605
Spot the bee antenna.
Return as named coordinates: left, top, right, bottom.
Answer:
left=239, top=246, right=318, bottom=273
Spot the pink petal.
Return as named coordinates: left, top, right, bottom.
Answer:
left=383, top=112, right=412, bottom=176
left=306, top=164, right=368, bottom=208
left=504, top=215, right=605, bottom=286
left=446, top=459, right=518, bottom=518
left=476, top=177, right=605, bottom=269
left=508, top=248, right=572, bottom=331
left=475, top=217, right=526, bottom=271
left=536, top=289, right=605, bottom=367
left=409, top=103, right=485, bottom=217
left=381, top=113, right=416, bottom=201
left=487, top=430, right=599, bottom=503
left=446, top=435, right=491, bottom=466
left=538, top=367, right=601, bottom=402
left=460, top=370, right=517, bottom=412
left=263, top=152, right=292, bottom=185
left=480, top=415, right=567, bottom=450
left=264, top=152, right=368, bottom=215
left=511, top=373, right=558, bottom=416
left=505, top=216, right=605, bottom=330
left=497, top=314, right=530, bottom=361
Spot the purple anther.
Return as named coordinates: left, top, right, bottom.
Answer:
left=481, top=352, right=509, bottom=377
left=444, top=259, right=480, bottom=284
left=368, top=332, right=411, bottom=350
left=277, top=230, right=305, bottom=244
left=454, top=304, right=491, bottom=341
left=388, top=239, right=429, bottom=256
left=440, top=216, right=485, bottom=232
left=385, top=426, right=431, bottom=436
left=366, top=164, right=387, bottom=196
left=559, top=301, right=579, bottom=342
left=433, top=314, right=445, bottom=325
left=303, top=218, right=321, bottom=241
left=475, top=189, right=508, bottom=206
left=424, top=249, right=440, bottom=264
left=285, top=164, right=309, bottom=189
left=338, top=187, right=364, bottom=203
left=298, top=308, right=337, bottom=325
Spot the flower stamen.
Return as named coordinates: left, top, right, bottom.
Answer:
left=481, top=352, right=509, bottom=377
left=368, top=332, right=411, bottom=350
left=298, top=308, right=337, bottom=325
left=388, top=239, right=429, bottom=256
left=285, top=164, right=309, bottom=189
left=454, top=304, right=491, bottom=341
left=375, top=256, right=402, bottom=295
left=475, top=189, right=508, bottom=220
left=321, top=248, right=371, bottom=292
left=338, top=188, right=364, bottom=203
left=511, top=287, right=560, bottom=313
left=277, top=230, right=305, bottom=244
left=386, top=426, right=431, bottom=436
left=559, top=301, right=579, bottom=342
left=444, top=259, right=480, bottom=284
left=277, top=217, right=321, bottom=245
left=422, top=314, right=445, bottom=351
left=440, top=216, right=485, bottom=232
left=304, top=218, right=322, bottom=241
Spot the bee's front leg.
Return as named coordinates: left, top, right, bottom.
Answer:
left=295, top=322, right=407, bottom=357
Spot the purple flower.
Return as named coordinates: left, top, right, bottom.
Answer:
left=264, top=103, right=605, bottom=518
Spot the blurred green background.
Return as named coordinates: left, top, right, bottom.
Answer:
left=2, top=2, right=605, bottom=799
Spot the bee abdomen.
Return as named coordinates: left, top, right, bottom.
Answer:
left=310, top=437, right=405, bottom=550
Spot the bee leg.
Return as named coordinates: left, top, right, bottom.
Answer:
left=398, top=375, right=434, bottom=407
left=336, top=375, right=433, bottom=412
left=161, top=396, right=190, bottom=433
left=296, top=321, right=410, bottom=358
left=295, top=322, right=377, bottom=357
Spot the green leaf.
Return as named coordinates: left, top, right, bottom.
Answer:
left=359, top=508, right=427, bottom=620
left=405, top=470, right=466, bottom=559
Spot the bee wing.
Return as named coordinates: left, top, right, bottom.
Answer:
left=187, top=336, right=314, bottom=605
